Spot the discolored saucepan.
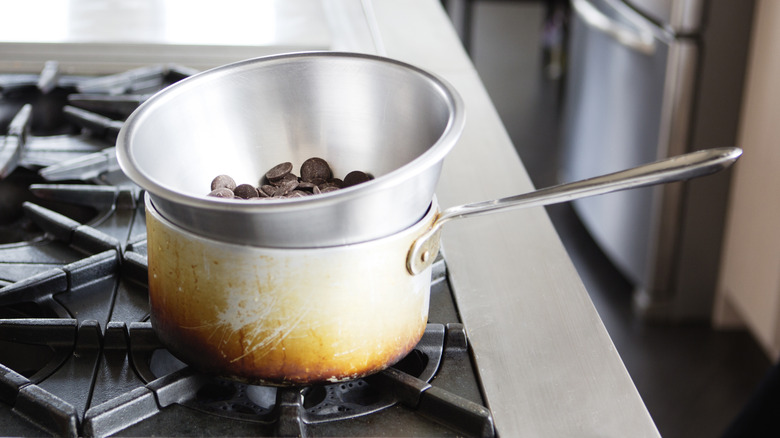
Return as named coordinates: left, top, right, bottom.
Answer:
left=144, top=195, right=439, bottom=385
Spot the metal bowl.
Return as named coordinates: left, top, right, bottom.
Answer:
left=117, top=52, right=464, bottom=248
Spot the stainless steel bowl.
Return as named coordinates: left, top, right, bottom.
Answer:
left=116, top=52, right=464, bottom=248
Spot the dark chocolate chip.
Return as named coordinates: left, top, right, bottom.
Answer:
left=211, top=175, right=236, bottom=191
left=300, top=157, right=332, bottom=182
left=275, top=179, right=299, bottom=196
left=297, top=181, right=317, bottom=191
left=208, top=187, right=235, bottom=198
left=287, top=190, right=310, bottom=198
left=234, top=184, right=259, bottom=199
left=265, top=162, right=293, bottom=183
left=259, top=185, right=277, bottom=197
left=343, top=171, right=371, bottom=187
left=209, top=157, right=373, bottom=200
left=318, top=181, right=340, bottom=190
left=272, top=172, right=299, bottom=187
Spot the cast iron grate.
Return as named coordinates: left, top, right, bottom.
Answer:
left=78, top=321, right=493, bottom=437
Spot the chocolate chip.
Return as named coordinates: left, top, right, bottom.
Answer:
left=343, top=171, right=372, bottom=187
left=300, top=157, right=332, bottom=182
left=208, top=187, right=235, bottom=198
left=272, top=173, right=299, bottom=187
left=208, top=157, right=372, bottom=201
left=211, top=174, right=236, bottom=191
left=259, top=185, right=277, bottom=197
left=287, top=190, right=310, bottom=198
left=319, top=186, right=340, bottom=194
left=318, top=181, right=341, bottom=190
left=297, top=181, right=317, bottom=191
left=265, top=162, right=293, bottom=183
left=234, top=184, right=259, bottom=199
left=275, top=178, right=299, bottom=196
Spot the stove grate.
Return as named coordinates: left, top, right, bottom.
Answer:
left=81, top=323, right=493, bottom=438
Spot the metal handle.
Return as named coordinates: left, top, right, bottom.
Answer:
left=571, top=0, right=656, bottom=55
left=407, top=147, right=742, bottom=274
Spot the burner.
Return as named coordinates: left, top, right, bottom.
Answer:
left=80, top=322, right=492, bottom=438
left=0, top=62, right=193, bottom=245
left=129, top=324, right=445, bottom=424
left=0, top=79, right=79, bottom=137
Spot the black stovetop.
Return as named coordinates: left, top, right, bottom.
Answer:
left=0, top=63, right=495, bottom=437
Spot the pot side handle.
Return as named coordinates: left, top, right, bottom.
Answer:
left=406, top=147, right=742, bottom=275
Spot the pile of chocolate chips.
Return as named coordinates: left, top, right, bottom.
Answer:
left=207, top=157, right=373, bottom=200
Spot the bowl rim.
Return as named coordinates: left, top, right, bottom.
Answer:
left=115, top=51, right=465, bottom=214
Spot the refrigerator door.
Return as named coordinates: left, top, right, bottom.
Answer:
left=561, top=0, right=697, bottom=287
left=625, top=0, right=705, bottom=34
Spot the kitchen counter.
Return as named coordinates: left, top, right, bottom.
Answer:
left=372, top=1, right=660, bottom=436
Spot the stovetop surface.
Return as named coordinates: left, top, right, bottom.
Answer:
left=0, top=64, right=494, bottom=437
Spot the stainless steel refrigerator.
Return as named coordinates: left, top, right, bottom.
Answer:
left=561, top=0, right=755, bottom=320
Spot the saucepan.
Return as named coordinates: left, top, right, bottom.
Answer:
left=117, top=52, right=741, bottom=385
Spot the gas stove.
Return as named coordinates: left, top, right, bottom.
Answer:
left=0, top=64, right=495, bottom=437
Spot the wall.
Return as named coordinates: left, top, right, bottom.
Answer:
left=715, top=0, right=780, bottom=360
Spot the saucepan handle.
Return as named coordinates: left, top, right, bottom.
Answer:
left=406, top=147, right=742, bottom=275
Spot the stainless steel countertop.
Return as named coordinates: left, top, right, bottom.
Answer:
left=370, top=1, right=660, bottom=436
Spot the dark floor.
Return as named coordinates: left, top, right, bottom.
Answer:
left=460, top=2, right=774, bottom=437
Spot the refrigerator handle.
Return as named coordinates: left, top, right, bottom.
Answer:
left=571, top=0, right=656, bottom=55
